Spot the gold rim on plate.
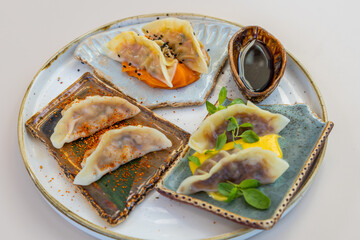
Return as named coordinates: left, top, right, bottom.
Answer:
left=17, top=13, right=328, bottom=240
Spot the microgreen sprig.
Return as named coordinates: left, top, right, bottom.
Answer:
left=229, top=98, right=245, bottom=106
left=187, top=155, right=201, bottom=167
left=215, top=131, right=227, bottom=151
left=218, top=180, right=271, bottom=209
left=206, top=87, right=245, bottom=115
left=205, top=86, right=259, bottom=152
left=218, top=87, right=227, bottom=105
left=225, top=117, right=259, bottom=149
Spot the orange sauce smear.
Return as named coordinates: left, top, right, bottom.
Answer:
left=122, top=62, right=200, bottom=89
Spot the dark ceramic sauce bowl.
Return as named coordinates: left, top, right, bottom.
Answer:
left=228, top=26, right=287, bottom=102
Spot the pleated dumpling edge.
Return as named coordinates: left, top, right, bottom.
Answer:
left=189, top=101, right=290, bottom=153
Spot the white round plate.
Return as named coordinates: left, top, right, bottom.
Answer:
left=18, top=13, right=328, bottom=240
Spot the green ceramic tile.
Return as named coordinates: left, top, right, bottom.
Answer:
left=160, top=103, right=333, bottom=227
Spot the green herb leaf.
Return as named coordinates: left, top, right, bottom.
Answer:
left=227, top=122, right=237, bottom=132
left=238, top=179, right=260, bottom=189
left=234, top=142, right=243, bottom=149
left=239, top=122, right=254, bottom=129
left=229, top=98, right=245, bottom=106
left=218, top=182, right=234, bottom=196
left=226, top=117, right=239, bottom=131
left=215, top=132, right=227, bottom=151
left=240, top=130, right=260, bottom=143
left=226, top=187, right=239, bottom=203
left=218, top=87, right=227, bottom=105
left=188, top=156, right=201, bottom=166
left=242, top=188, right=271, bottom=210
left=206, top=101, right=217, bottom=114
left=217, top=105, right=226, bottom=111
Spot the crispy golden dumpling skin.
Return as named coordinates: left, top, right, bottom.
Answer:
left=142, top=18, right=209, bottom=74
left=106, top=31, right=178, bottom=87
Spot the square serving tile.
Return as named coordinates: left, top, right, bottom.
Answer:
left=157, top=104, right=333, bottom=230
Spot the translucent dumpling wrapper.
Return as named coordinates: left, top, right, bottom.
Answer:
left=106, top=31, right=178, bottom=88
left=142, top=18, right=209, bottom=74
left=177, top=147, right=289, bottom=195
left=50, top=96, right=140, bottom=149
left=189, top=101, right=290, bottom=153
left=194, top=148, right=241, bottom=175
left=73, top=126, right=172, bottom=186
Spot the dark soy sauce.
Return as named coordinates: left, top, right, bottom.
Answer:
left=238, top=40, right=274, bottom=92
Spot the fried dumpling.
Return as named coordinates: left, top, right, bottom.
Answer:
left=74, top=126, right=172, bottom=185
left=50, top=96, right=140, bottom=149
left=106, top=31, right=178, bottom=88
left=189, top=101, right=290, bottom=153
left=177, top=147, right=289, bottom=195
left=142, top=18, right=209, bottom=74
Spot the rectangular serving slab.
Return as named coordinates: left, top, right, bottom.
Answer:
left=25, top=72, right=190, bottom=225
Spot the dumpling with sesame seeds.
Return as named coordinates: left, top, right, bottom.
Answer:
left=142, top=18, right=210, bottom=74
left=105, top=31, right=178, bottom=88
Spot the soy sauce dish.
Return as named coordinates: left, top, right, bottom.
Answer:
left=228, top=26, right=287, bottom=102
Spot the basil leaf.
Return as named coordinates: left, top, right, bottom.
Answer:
left=218, top=87, right=227, bottom=105
left=240, top=130, right=260, bottom=143
left=238, top=179, right=260, bottom=189
left=239, top=122, right=254, bottom=129
left=187, top=156, right=201, bottom=166
left=229, top=98, right=245, bottom=106
left=218, top=182, right=234, bottom=196
left=242, top=188, right=271, bottom=210
left=226, top=117, right=239, bottom=131
left=218, top=105, right=226, bottom=111
left=226, top=187, right=239, bottom=203
left=215, top=132, right=227, bottom=151
left=227, top=122, right=237, bottom=132
left=206, top=101, right=217, bottom=114
left=234, top=142, right=243, bottom=149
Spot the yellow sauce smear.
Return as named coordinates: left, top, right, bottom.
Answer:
left=188, top=134, right=282, bottom=201
left=122, top=62, right=200, bottom=89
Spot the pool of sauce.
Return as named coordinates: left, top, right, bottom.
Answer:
left=238, top=40, right=274, bottom=92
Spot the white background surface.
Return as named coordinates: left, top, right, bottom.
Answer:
left=1, top=0, right=359, bottom=239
